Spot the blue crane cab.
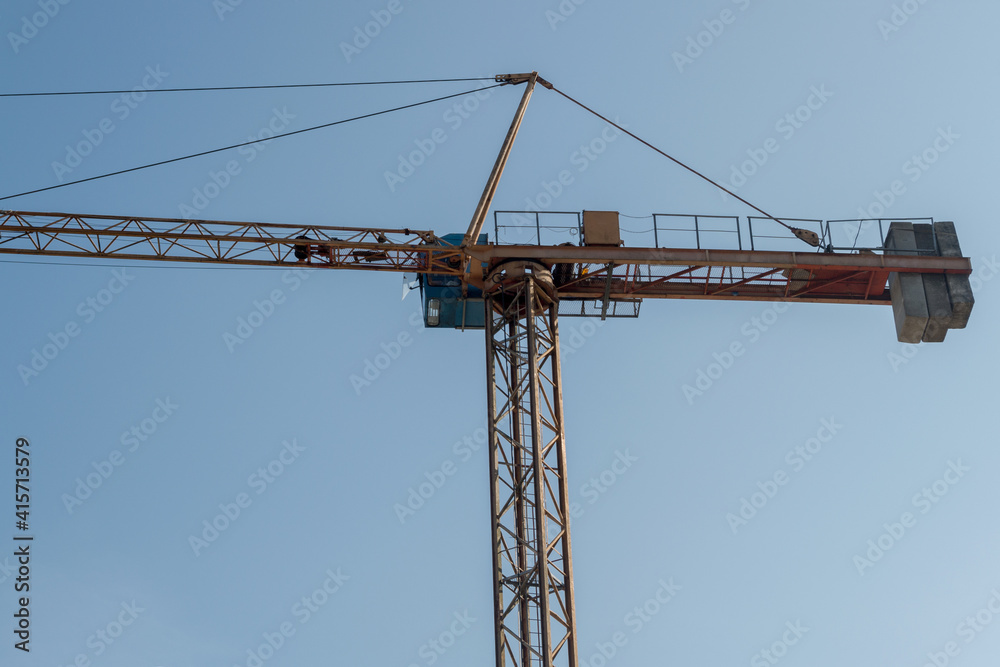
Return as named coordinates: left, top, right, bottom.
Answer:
left=419, top=233, right=487, bottom=329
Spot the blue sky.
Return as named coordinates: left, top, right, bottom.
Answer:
left=2, top=1, right=999, bottom=665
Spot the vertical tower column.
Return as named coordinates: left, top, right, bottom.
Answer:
left=485, top=265, right=578, bottom=667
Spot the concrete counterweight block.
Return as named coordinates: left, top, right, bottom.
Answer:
left=885, top=222, right=929, bottom=343
left=934, top=221, right=975, bottom=329
left=913, top=223, right=953, bottom=343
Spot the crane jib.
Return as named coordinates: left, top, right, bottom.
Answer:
left=0, top=210, right=974, bottom=338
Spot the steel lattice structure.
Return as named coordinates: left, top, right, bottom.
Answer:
left=0, top=210, right=972, bottom=306
left=486, top=270, right=577, bottom=667
left=0, top=210, right=463, bottom=275
left=0, top=72, right=975, bottom=667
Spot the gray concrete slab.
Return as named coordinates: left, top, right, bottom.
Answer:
left=886, top=222, right=929, bottom=343
left=934, top=221, right=974, bottom=328
left=913, top=224, right=952, bottom=342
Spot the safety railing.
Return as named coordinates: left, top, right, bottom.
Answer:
left=493, top=211, right=939, bottom=254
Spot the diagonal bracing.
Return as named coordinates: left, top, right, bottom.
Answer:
left=485, top=275, right=577, bottom=667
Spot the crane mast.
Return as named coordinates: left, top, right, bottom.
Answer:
left=0, top=73, right=975, bottom=667
left=484, top=262, right=577, bottom=667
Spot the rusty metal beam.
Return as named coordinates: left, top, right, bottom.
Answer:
left=0, top=209, right=431, bottom=236
left=468, top=244, right=972, bottom=274
left=708, top=267, right=782, bottom=296
left=558, top=286, right=891, bottom=305
left=0, top=210, right=461, bottom=274
left=0, top=210, right=972, bottom=306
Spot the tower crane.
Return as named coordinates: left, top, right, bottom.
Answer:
left=0, top=72, right=974, bottom=667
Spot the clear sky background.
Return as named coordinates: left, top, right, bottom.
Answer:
left=2, top=1, right=999, bottom=666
